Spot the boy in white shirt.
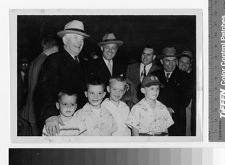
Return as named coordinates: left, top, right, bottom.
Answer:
left=127, top=75, right=174, bottom=136
left=42, top=90, right=86, bottom=136
left=102, top=76, right=131, bottom=136
left=74, top=78, right=117, bottom=136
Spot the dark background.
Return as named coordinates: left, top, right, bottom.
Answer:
left=17, top=15, right=196, bottom=65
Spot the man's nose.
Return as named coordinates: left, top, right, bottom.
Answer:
left=108, top=48, right=114, bottom=52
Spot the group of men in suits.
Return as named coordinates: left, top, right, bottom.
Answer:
left=126, top=46, right=192, bottom=136
left=27, top=19, right=194, bottom=136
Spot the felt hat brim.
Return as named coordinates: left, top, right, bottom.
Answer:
left=98, top=40, right=123, bottom=46
left=158, top=54, right=177, bottom=59
left=57, top=30, right=90, bottom=38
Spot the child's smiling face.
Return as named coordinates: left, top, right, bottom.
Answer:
left=107, top=80, right=127, bottom=103
left=85, top=84, right=106, bottom=108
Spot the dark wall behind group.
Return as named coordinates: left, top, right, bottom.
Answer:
left=17, top=15, right=196, bottom=65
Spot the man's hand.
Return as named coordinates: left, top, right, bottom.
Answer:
left=45, top=116, right=64, bottom=136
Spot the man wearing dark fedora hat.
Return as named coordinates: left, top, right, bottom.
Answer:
left=87, top=33, right=125, bottom=85
left=152, top=47, right=191, bottom=136
left=37, top=20, right=90, bottom=136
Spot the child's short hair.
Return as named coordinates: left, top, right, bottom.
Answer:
left=109, top=75, right=128, bottom=89
left=86, top=77, right=105, bottom=90
left=57, top=90, right=78, bottom=102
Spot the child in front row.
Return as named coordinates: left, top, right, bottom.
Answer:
left=74, top=77, right=117, bottom=136
left=42, top=90, right=86, bottom=136
left=102, top=76, right=131, bottom=136
left=127, top=75, right=174, bottom=136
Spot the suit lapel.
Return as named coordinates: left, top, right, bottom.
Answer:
left=147, top=63, right=161, bottom=76
left=99, top=58, right=111, bottom=76
left=137, top=63, right=141, bottom=83
left=159, top=69, right=168, bottom=84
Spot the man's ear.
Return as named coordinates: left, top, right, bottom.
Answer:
left=62, top=35, right=67, bottom=45
left=153, top=55, right=156, bottom=60
left=100, top=46, right=104, bottom=52
left=160, top=59, right=163, bottom=65
left=140, top=88, right=146, bottom=94
left=103, top=91, right=106, bottom=98
left=84, top=91, right=88, bottom=97
left=79, top=41, right=84, bottom=50
left=74, top=103, right=78, bottom=110
left=106, top=86, right=110, bottom=93
left=56, top=102, right=60, bottom=110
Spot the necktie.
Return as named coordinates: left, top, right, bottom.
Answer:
left=143, top=65, right=146, bottom=77
left=107, top=60, right=112, bottom=75
left=166, top=72, right=170, bottom=81
left=141, top=65, right=146, bottom=82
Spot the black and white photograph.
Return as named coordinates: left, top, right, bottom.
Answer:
left=10, top=9, right=202, bottom=142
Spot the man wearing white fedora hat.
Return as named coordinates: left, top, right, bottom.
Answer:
left=152, top=47, right=191, bottom=136
left=88, top=33, right=125, bottom=85
left=37, top=20, right=90, bottom=136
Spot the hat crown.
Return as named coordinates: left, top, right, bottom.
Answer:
left=181, top=50, right=192, bottom=58
left=143, top=75, right=159, bottom=82
left=64, top=20, right=84, bottom=31
left=162, top=47, right=176, bottom=56
left=102, top=33, right=117, bottom=41
left=142, top=75, right=159, bottom=86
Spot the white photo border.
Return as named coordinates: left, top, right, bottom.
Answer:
left=10, top=9, right=203, bottom=143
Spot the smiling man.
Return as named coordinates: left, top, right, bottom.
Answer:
left=126, top=45, right=161, bottom=100
left=36, top=20, right=90, bottom=136
left=88, top=33, right=125, bottom=86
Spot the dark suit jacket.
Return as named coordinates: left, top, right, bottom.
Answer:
left=126, top=62, right=161, bottom=99
left=152, top=67, right=190, bottom=110
left=152, top=67, right=191, bottom=135
left=87, top=57, right=125, bottom=85
left=36, top=48, right=88, bottom=122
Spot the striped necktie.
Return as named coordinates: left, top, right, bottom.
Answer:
left=141, top=65, right=146, bottom=82
left=143, top=65, right=146, bottom=77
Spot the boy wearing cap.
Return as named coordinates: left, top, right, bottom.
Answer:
left=127, top=75, right=174, bottom=136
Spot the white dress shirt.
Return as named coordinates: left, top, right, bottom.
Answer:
left=103, top=58, right=113, bottom=75
left=140, top=63, right=152, bottom=81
